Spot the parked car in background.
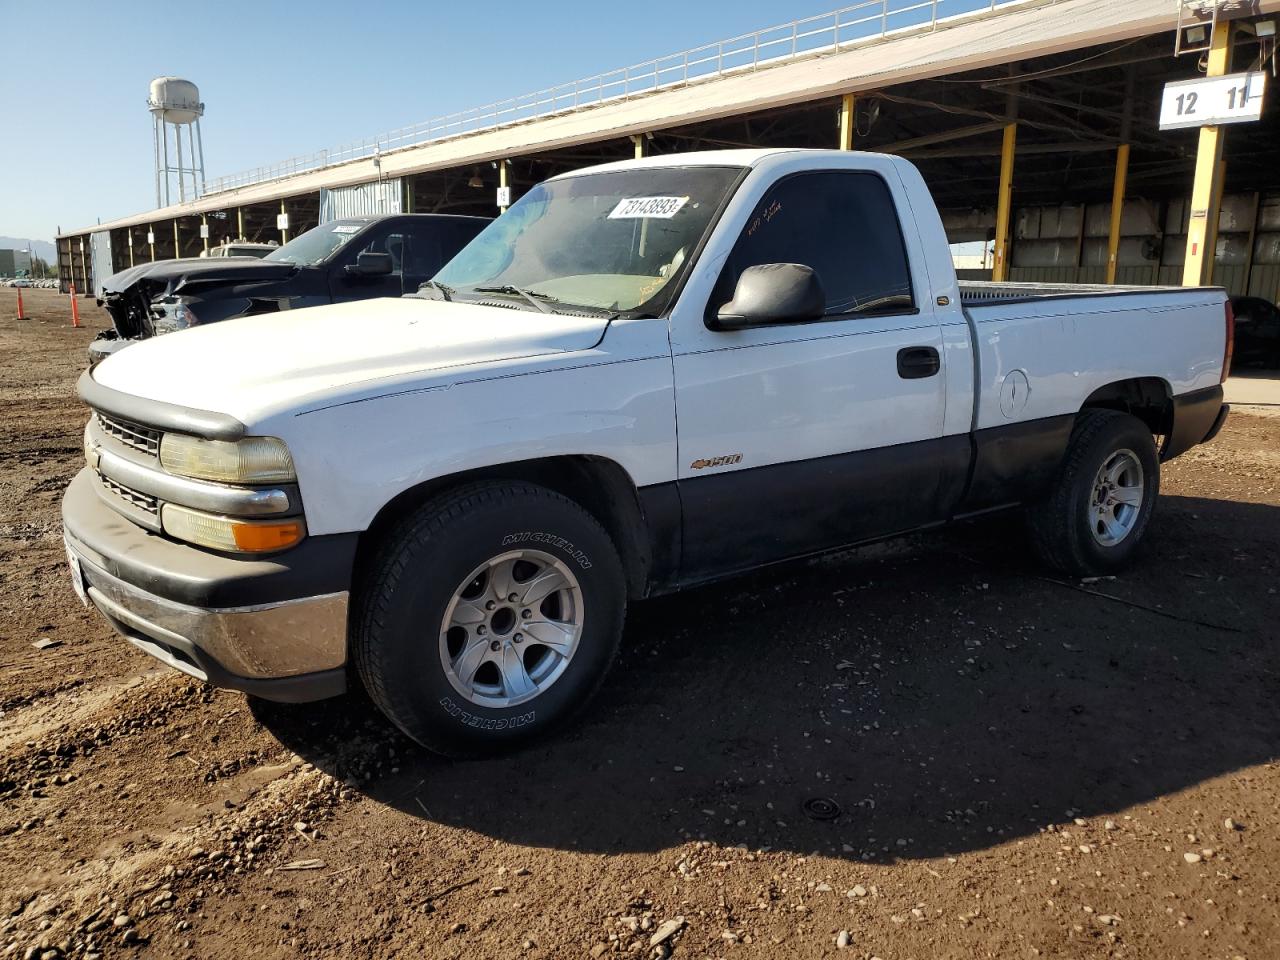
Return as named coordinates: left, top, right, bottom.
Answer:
left=65, top=149, right=1231, bottom=756
left=89, top=214, right=490, bottom=365
left=1230, top=296, right=1280, bottom=368
left=199, top=241, right=277, bottom=259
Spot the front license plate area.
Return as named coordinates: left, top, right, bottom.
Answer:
left=66, top=542, right=88, bottom=607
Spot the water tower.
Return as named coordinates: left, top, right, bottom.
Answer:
left=148, top=77, right=206, bottom=207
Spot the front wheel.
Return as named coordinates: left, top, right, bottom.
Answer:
left=1026, top=409, right=1160, bottom=577
left=353, top=481, right=626, bottom=757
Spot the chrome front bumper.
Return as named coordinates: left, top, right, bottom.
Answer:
left=65, top=531, right=349, bottom=702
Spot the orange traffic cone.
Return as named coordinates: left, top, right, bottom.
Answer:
left=69, top=283, right=81, bottom=328
left=15, top=284, right=26, bottom=320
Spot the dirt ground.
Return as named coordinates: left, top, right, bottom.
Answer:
left=1, top=285, right=1278, bottom=960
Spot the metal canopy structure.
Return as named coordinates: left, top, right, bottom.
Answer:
left=57, top=0, right=1280, bottom=301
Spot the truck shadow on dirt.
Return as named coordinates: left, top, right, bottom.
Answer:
left=253, top=493, right=1280, bottom=862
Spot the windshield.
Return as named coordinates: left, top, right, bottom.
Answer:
left=432, top=166, right=742, bottom=314
left=264, top=220, right=369, bottom=265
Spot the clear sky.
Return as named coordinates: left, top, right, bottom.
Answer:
left=0, top=0, right=1000, bottom=242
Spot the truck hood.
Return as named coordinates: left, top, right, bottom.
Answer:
left=98, top=258, right=300, bottom=339
left=90, top=297, right=611, bottom=424
left=100, top=257, right=298, bottom=297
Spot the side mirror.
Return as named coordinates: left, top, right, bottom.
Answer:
left=346, top=251, right=394, bottom=277
left=714, top=263, right=825, bottom=330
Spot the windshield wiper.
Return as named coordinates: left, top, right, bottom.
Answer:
left=472, top=284, right=556, bottom=314
left=418, top=279, right=455, bottom=302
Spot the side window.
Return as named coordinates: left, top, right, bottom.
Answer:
left=448, top=218, right=488, bottom=254
left=346, top=227, right=405, bottom=277
left=709, top=171, right=914, bottom=323
left=401, top=223, right=448, bottom=292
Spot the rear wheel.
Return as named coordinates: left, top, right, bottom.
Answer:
left=353, top=481, right=626, bottom=757
left=1027, top=409, right=1159, bottom=576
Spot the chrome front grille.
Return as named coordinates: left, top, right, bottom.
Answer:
left=95, top=412, right=161, bottom=457
left=97, top=470, right=159, bottom=517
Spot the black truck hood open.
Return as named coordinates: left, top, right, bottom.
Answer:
left=97, top=258, right=301, bottom=339
left=100, top=257, right=298, bottom=297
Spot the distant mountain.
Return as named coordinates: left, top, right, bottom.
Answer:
left=0, top=237, right=56, bottom=263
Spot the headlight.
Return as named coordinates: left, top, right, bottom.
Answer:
left=159, top=434, right=295, bottom=484
left=175, top=299, right=200, bottom=327
left=161, top=504, right=306, bottom=553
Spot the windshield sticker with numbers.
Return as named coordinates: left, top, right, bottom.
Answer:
left=331, top=225, right=362, bottom=233
left=608, top=196, right=690, bottom=220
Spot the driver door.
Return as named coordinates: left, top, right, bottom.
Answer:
left=671, top=166, right=961, bottom=582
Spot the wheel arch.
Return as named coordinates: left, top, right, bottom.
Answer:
left=1080, top=377, right=1173, bottom=439
left=354, top=455, right=658, bottom=602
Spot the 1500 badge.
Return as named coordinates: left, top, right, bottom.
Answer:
left=690, top=454, right=743, bottom=470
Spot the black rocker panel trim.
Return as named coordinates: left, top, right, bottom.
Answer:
left=1162, top=385, right=1226, bottom=461
left=661, top=413, right=1093, bottom=588
left=961, top=414, right=1077, bottom=514
left=636, top=482, right=683, bottom=596
left=675, top=433, right=970, bottom=584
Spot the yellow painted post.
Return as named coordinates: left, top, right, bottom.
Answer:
left=1105, top=144, right=1130, bottom=285
left=631, top=134, right=645, bottom=159
left=499, top=160, right=509, bottom=213
left=173, top=220, right=180, bottom=259
left=280, top=200, right=289, bottom=244
left=237, top=207, right=245, bottom=241
left=148, top=224, right=156, bottom=262
left=839, top=93, right=856, bottom=150
left=1183, top=25, right=1232, bottom=286
left=1204, top=159, right=1228, bottom=285
left=128, top=229, right=135, bottom=267
left=201, top=214, right=209, bottom=254
left=992, top=122, right=1017, bottom=283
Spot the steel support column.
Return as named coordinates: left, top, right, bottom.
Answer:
left=1107, top=67, right=1136, bottom=286
left=1183, top=25, right=1232, bottom=286
left=839, top=93, right=855, bottom=150
left=631, top=134, right=645, bottom=159
left=499, top=160, right=509, bottom=213
left=1243, top=191, right=1261, bottom=295
left=280, top=200, right=289, bottom=244
left=992, top=123, right=1017, bottom=282
left=173, top=220, right=180, bottom=259
left=128, top=230, right=135, bottom=268
left=237, top=207, right=245, bottom=241
left=148, top=224, right=156, bottom=262
left=202, top=215, right=209, bottom=254
left=1105, top=144, right=1130, bottom=285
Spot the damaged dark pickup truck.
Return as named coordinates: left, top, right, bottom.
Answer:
left=92, top=213, right=489, bottom=365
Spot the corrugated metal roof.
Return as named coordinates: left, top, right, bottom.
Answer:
left=61, top=0, right=1280, bottom=237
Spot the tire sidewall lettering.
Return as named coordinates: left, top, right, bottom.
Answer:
left=439, top=696, right=536, bottom=731
left=500, top=531, right=593, bottom=570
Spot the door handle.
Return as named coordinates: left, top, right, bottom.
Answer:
left=897, top=346, right=941, bottom=379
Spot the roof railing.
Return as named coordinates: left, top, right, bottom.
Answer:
left=204, top=0, right=1048, bottom=195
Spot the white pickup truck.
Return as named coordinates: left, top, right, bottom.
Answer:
left=64, top=149, right=1232, bottom=755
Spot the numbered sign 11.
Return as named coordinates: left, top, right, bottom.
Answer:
left=1159, top=72, right=1267, bottom=131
